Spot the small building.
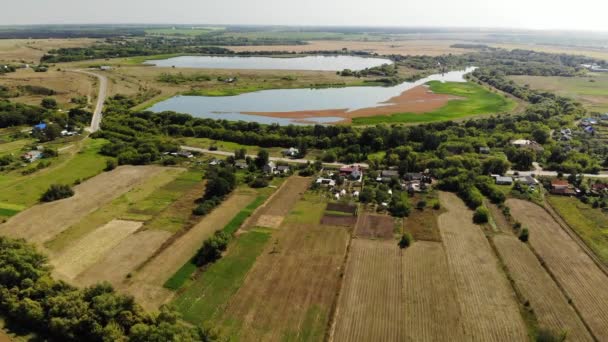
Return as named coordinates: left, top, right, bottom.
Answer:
left=583, top=126, right=595, bottom=135
left=276, top=165, right=290, bottom=174
left=234, top=160, right=248, bottom=169
left=33, top=123, right=47, bottom=130
left=177, top=150, right=194, bottom=158
left=479, top=146, right=491, bottom=154
left=209, top=158, right=221, bottom=166
left=515, top=175, right=538, bottom=186
left=282, top=147, right=300, bottom=158
left=591, top=183, right=608, bottom=195
left=340, top=165, right=363, bottom=180
left=495, top=176, right=514, bottom=185
left=316, top=178, right=336, bottom=187
left=380, top=170, right=399, bottom=182
left=263, top=161, right=276, bottom=174
left=551, top=179, right=576, bottom=196
left=22, top=150, right=42, bottom=163
left=511, top=139, right=544, bottom=152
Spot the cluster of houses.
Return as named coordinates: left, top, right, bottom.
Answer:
left=263, top=161, right=290, bottom=175
left=493, top=174, right=539, bottom=188
left=580, top=117, right=598, bottom=135
left=581, top=64, right=608, bottom=72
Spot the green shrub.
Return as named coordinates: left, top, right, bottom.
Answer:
left=519, top=228, right=530, bottom=242
left=473, top=206, right=489, bottom=224
left=193, top=231, right=230, bottom=266
left=398, top=233, right=414, bottom=249
left=40, top=184, right=74, bottom=202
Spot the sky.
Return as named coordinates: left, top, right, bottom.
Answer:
left=2, top=0, right=608, bottom=32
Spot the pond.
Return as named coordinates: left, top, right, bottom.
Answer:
left=147, top=67, right=476, bottom=125
left=144, top=55, right=392, bottom=71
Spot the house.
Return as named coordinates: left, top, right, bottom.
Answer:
left=511, top=139, right=544, bottom=152
left=22, top=150, right=42, bottom=163
left=282, top=147, right=300, bottom=158
left=316, top=178, right=336, bottom=187
left=177, top=150, right=194, bottom=158
left=495, top=176, right=513, bottom=185
left=515, top=175, right=538, bottom=186
left=61, top=130, right=78, bottom=137
left=600, top=113, right=608, bottom=121
left=583, top=126, right=595, bottom=135
left=209, top=158, right=221, bottom=166
left=380, top=170, right=399, bottom=182
left=479, top=146, right=491, bottom=154
left=33, top=123, right=47, bottom=130
left=591, top=183, right=608, bottom=195
left=234, top=160, right=248, bottom=169
left=263, top=161, right=276, bottom=174
left=551, top=179, right=576, bottom=196
left=99, top=66, right=112, bottom=71
left=340, top=165, right=363, bottom=180
left=404, top=172, right=423, bottom=181
left=276, top=165, right=290, bottom=174
left=580, top=117, right=598, bottom=126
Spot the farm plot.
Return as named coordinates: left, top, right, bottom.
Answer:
left=74, top=229, right=172, bottom=288
left=403, top=206, right=442, bottom=241
left=438, top=192, right=528, bottom=341
left=507, top=199, right=608, bottom=340
left=250, top=176, right=311, bottom=229
left=355, top=213, right=395, bottom=239
left=0, top=165, right=164, bottom=244
left=123, top=189, right=257, bottom=310
left=493, top=235, right=592, bottom=341
left=321, top=203, right=357, bottom=227
left=215, top=195, right=349, bottom=341
left=332, top=239, right=462, bottom=342
left=51, top=220, right=142, bottom=281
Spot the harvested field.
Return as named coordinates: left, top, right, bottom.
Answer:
left=326, top=203, right=357, bottom=214
left=333, top=239, right=462, bottom=341
left=507, top=199, right=608, bottom=340
left=355, top=213, right=395, bottom=239
left=249, top=176, right=311, bottom=228
left=493, top=235, right=592, bottom=341
left=0, top=166, right=164, bottom=244
left=321, top=214, right=357, bottom=227
left=123, top=190, right=257, bottom=310
left=51, top=220, right=142, bottom=281
left=0, top=38, right=96, bottom=63
left=438, top=192, right=528, bottom=341
left=225, top=39, right=474, bottom=56
left=74, top=229, right=172, bottom=287
left=216, top=223, right=349, bottom=341
left=404, top=207, right=442, bottom=242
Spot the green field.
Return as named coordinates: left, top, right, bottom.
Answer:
left=352, top=81, right=517, bottom=125
left=44, top=168, right=196, bottom=252
left=0, top=139, right=107, bottom=210
left=145, top=27, right=220, bottom=36
left=509, top=73, right=608, bottom=112
left=547, top=195, right=608, bottom=263
left=171, top=228, right=272, bottom=324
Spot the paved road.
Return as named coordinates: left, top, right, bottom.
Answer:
left=507, top=169, right=608, bottom=179
left=181, top=146, right=369, bottom=168
left=71, top=69, right=107, bottom=132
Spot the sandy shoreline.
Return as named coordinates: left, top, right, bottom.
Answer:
left=242, top=85, right=462, bottom=124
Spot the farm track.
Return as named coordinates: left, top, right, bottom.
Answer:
left=439, top=192, right=528, bottom=341
left=508, top=199, right=608, bottom=340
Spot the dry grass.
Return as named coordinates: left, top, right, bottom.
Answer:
left=0, top=165, right=164, bottom=245
left=438, top=192, right=528, bottom=341
left=51, top=220, right=142, bottom=281
left=123, top=189, right=257, bottom=310
left=217, top=223, right=349, bottom=341
left=354, top=213, right=395, bottom=239
left=74, top=229, right=172, bottom=288
left=493, top=234, right=593, bottom=341
left=226, top=40, right=475, bottom=56
left=507, top=199, right=608, bottom=340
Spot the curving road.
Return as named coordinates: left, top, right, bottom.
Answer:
left=71, top=69, right=107, bottom=132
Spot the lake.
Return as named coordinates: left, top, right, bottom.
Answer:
left=145, top=55, right=392, bottom=71
left=148, top=67, right=476, bottom=125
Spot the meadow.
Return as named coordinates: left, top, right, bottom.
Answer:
left=352, top=81, right=517, bottom=125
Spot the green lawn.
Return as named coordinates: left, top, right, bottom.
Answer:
left=352, top=81, right=517, bottom=125
left=548, top=195, right=608, bottom=263
left=171, top=228, right=272, bottom=324
left=0, top=138, right=34, bottom=155
left=0, top=139, right=108, bottom=210
left=283, top=192, right=327, bottom=225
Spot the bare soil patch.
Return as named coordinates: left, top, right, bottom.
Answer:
left=245, top=85, right=461, bottom=124
left=507, top=199, right=608, bottom=340
left=321, top=214, right=357, bottom=227
left=438, top=192, right=528, bottom=341
left=493, top=234, right=592, bottom=341
left=0, top=165, right=164, bottom=245
left=326, top=203, right=357, bottom=214
left=218, top=223, right=349, bottom=341
left=250, top=176, right=311, bottom=228
left=51, top=220, right=142, bottom=281
left=74, top=229, right=172, bottom=288
left=355, top=213, right=395, bottom=239
left=123, top=190, right=257, bottom=310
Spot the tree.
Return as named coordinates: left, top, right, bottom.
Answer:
left=359, top=188, right=375, bottom=203
left=40, top=184, right=74, bottom=202
left=255, top=149, right=269, bottom=169
left=398, top=233, right=413, bottom=249
left=193, top=231, right=230, bottom=266
left=105, top=159, right=117, bottom=171
left=519, top=228, right=530, bottom=242
left=41, top=97, right=58, bottom=109
left=234, top=148, right=247, bottom=160
left=532, top=128, right=549, bottom=144
left=473, top=206, right=489, bottom=224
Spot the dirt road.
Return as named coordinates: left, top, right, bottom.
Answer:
left=71, top=69, right=107, bottom=132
